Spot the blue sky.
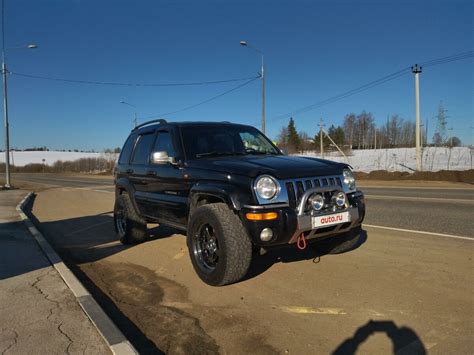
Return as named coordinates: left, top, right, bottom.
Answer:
left=3, top=0, right=473, bottom=151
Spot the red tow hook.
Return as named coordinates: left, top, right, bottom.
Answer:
left=296, top=233, right=307, bottom=250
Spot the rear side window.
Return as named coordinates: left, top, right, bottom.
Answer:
left=153, top=131, right=176, bottom=157
left=118, top=135, right=136, bottom=164
left=131, top=133, right=155, bottom=165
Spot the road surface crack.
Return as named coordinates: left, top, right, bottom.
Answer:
left=0, top=328, right=18, bottom=355
left=58, top=322, right=74, bottom=354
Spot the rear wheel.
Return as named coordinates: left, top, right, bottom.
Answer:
left=114, top=193, right=148, bottom=244
left=187, top=203, right=252, bottom=286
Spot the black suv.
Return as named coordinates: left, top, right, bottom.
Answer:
left=114, top=120, right=365, bottom=286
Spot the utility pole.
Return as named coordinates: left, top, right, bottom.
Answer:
left=412, top=64, right=422, bottom=171
left=374, top=127, right=377, bottom=151
left=2, top=60, right=11, bottom=187
left=1, top=0, right=37, bottom=188
left=420, top=123, right=424, bottom=150
left=319, top=118, right=325, bottom=159
left=120, top=100, right=138, bottom=128
left=426, top=118, right=429, bottom=146
left=240, top=40, right=265, bottom=133
left=261, top=56, right=265, bottom=134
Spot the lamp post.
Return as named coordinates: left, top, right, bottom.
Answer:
left=240, top=40, right=265, bottom=134
left=2, top=0, right=37, bottom=188
left=411, top=64, right=422, bottom=171
left=120, top=100, right=138, bottom=127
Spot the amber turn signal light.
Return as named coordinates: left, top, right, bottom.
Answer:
left=245, top=212, right=278, bottom=221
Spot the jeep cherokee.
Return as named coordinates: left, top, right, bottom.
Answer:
left=114, top=120, right=365, bottom=286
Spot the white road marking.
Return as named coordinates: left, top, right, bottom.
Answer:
left=364, top=224, right=473, bottom=241
left=11, top=178, right=61, bottom=188
left=365, top=194, right=473, bottom=204
left=89, top=241, right=123, bottom=250
left=65, top=187, right=113, bottom=194
left=65, top=221, right=111, bottom=236
left=359, top=184, right=473, bottom=190
left=93, top=189, right=114, bottom=194
left=279, top=306, right=346, bottom=315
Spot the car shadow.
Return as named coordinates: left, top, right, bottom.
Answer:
left=332, top=320, right=426, bottom=354
left=23, top=194, right=180, bottom=354
left=24, top=194, right=180, bottom=265
left=244, top=229, right=368, bottom=282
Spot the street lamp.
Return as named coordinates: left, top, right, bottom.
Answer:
left=120, top=100, right=138, bottom=128
left=240, top=40, right=265, bottom=134
left=2, top=42, right=38, bottom=188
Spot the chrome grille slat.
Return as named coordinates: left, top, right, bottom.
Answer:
left=284, top=174, right=344, bottom=209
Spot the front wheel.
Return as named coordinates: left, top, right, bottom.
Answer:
left=187, top=203, right=252, bottom=286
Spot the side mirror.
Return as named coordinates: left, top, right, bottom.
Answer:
left=151, top=151, right=178, bottom=165
left=280, top=148, right=288, bottom=155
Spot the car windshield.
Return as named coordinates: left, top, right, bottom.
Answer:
left=181, top=125, right=281, bottom=159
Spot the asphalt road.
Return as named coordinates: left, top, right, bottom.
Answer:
left=9, top=173, right=474, bottom=353
left=11, top=173, right=474, bottom=237
left=11, top=173, right=114, bottom=189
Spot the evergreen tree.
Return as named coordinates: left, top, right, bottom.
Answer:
left=327, top=125, right=345, bottom=146
left=287, top=117, right=300, bottom=152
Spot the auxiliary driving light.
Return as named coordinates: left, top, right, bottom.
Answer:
left=309, top=194, right=325, bottom=211
left=260, top=228, right=273, bottom=242
left=334, top=191, right=347, bottom=207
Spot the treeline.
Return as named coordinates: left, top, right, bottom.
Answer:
left=0, top=156, right=117, bottom=174
left=276, top=109, right=462, bottom=153
left=0, top=147, right=121, bottom=153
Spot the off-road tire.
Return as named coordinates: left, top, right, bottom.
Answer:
left=187, top=203, right=252, bottom=286
left=319, top=226, right=362, bottom=254
left=114, top=193, right=148, bottom=244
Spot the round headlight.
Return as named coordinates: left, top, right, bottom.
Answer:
left=343, top=168, right=356, bottom=191
left=309, top=193, right=325, bottom=211
left=334, top=191, right=347, bottom=207
left=255, top=175, right=280, bottom=200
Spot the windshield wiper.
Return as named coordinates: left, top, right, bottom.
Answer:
left=196, top=151, right=245, bottom=158
left=244, top=150, right=279, bottom=155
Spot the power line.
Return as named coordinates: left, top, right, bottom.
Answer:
left=419, top=51, right=473, bottom=68
left=271, top=50, right=473, bottom=123
left=9, top=71, right=260, bottom=87
left=271, top=67, right=411, bottom=122
left=141, top=76, right=259, bottom=119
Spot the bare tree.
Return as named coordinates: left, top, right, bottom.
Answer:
left=343, top=113, right=356, bottom=148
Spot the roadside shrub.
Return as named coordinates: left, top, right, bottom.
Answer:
left=0, top=157, right=116, bottom=174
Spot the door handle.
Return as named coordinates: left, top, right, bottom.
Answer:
left=146, top=170, right=157, bottom=176
left=126, top=168, right=134, bottom=174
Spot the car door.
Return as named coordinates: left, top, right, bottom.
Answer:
left=128, top=132, right=156, bottom=215
left=144, top=130, right=188, bottom=226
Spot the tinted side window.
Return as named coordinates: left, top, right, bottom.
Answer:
left=118, top=135, right=136, bottom=164
left=131, top=133, right=155, bottom=165
left=153, top=131, right=176, bottom=157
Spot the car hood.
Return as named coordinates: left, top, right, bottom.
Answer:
left=186, top=155, right=346, bottom=179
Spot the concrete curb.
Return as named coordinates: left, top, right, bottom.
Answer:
left=16, top=192, right=138, bottom=355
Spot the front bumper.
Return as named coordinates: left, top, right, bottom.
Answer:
left=240, top=190, right=365, bottom=247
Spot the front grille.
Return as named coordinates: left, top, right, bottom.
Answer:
left=285, top=175, right=343, bottom=209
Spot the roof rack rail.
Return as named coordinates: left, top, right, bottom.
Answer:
left=133, top=118, right=167, bottom=131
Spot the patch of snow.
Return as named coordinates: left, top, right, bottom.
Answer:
left=298, top=147, right=473, bottom=172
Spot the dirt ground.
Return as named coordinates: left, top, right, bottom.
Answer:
left=23, top=185, right=474, bottom=354
left=354, top=169, right=474, bottom=184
